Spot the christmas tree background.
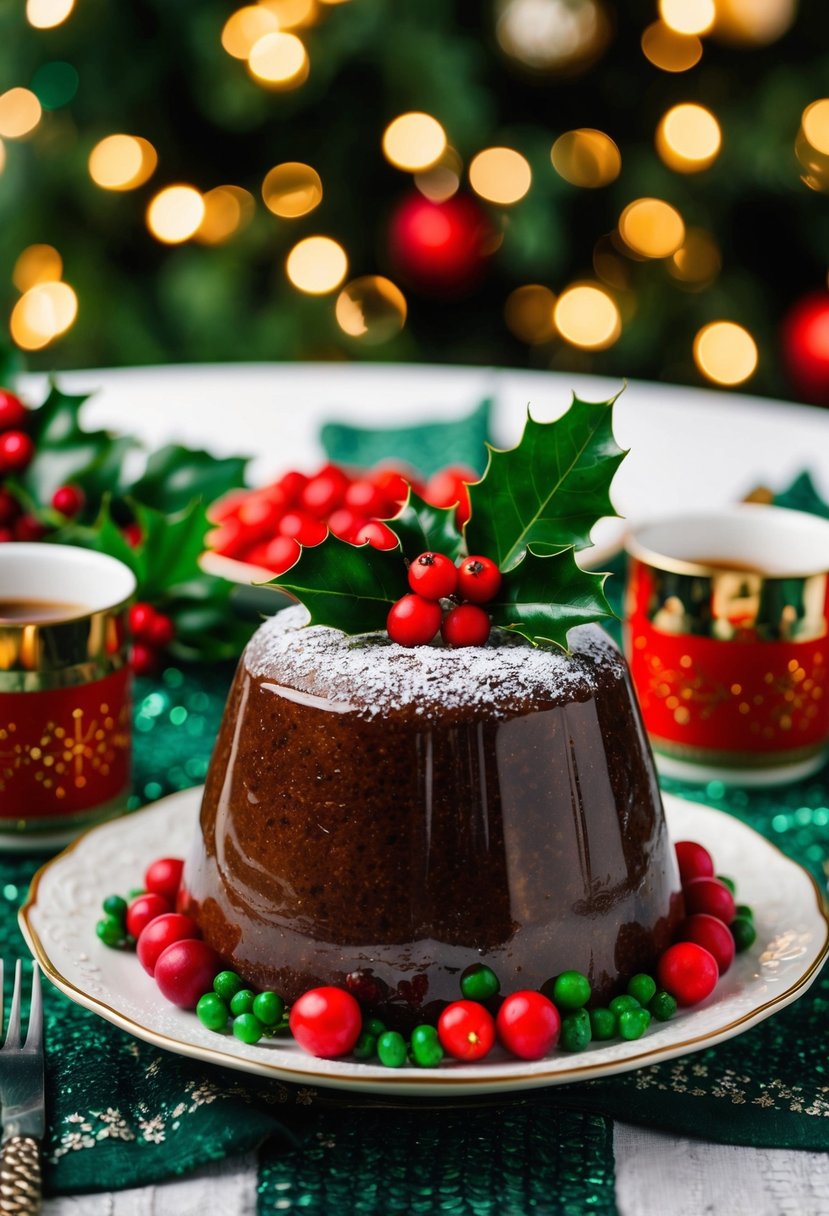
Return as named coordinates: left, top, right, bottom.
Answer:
left=2, top=0, right=829, bottom=403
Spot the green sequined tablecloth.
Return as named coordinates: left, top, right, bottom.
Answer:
left=2, top=664, right=827, bottom=1215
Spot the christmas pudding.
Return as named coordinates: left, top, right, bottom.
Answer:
left=180, top=394, right=684, bottom=1025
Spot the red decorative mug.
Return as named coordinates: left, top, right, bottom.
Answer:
left=624, top=505, right=829, bottom=785
left=0, top=544, right=136, bottom=847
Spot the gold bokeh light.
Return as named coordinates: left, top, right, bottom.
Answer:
left=0, top=140, right=5, bottom=175
left=247, top=32, right=309, bottom=88
left=668, top=228, right=721, bottom=288
left=469, top=147, right=532, bottom=205
left=221, top=7, right=278, bottom=59
left=88, top=135, right=158, bottom=191
left=26, top=0, right=74, bottom=28
left=12, top=245, right=63, bottom=293
left=146, top=186, right=205, bottom=244
left=382, top=113, right=447, bottom=173
left=260, top=0, right=319, bottom=29
left=195, top=186, right=255, bottom=245
left=335, top=276, right=407, bottom=343
left=263, top=162, right=323, bottom=217
left=554, top=283, right=621, bottom=350
left=659, top=0, right=715, bottom=36
left=656, top=104, right=722, bottom=172
left=694, top=321, right=758, bottom=386
left=504, top=285, right=557, bottom=344
left=713, top=0, right=797, bottom=47
left=10, top=281, right=78, bottom=351
left=619, top=198, right=685, bottom=258
left=801, top=100, right=829, bottom=156
left=551, top=129, right=621, bottom=188
left=286, top=236, right=348, bottom=294
left=0, top=89, right=42, bottom=140
left=641, top=21, right=703, bottom=72
left=415, top=147, right=462, bottom=203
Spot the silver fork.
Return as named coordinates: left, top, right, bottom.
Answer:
left=0, top=961, right=44, bottom=1215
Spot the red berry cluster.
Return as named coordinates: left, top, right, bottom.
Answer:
left=387, top=551, right=502, bottom=648
left=129, top=601, right=176, bottom=675
left=207, top=462, right=476, bottom=574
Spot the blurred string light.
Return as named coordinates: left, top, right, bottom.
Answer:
left=641, top=21, right=702, bottom=71
left=382, top=113, right=446, bottom=172
left=286, top=236, right=348, bottom=293
left=221, top=7, right=278, bottom=58
left=88, top=135, right=158, bottom=191
left=796, top=99, right=829, bottom=192
left=335, top=276, right=407, bottom=343
left=667, top=228, right=721, bottom=289
left=12, top=245, right=62, bottom=292
left=195, top=186, right=255, bottom=245
left=554, top=283, right=620, bottom=349
left=619, top=198, right=685, bottom=258
left=693, top=321, right=758, bottom=385
left=504, top=284, right=556, bottom=343
left=260, top=0, right=319, bottom=28
left=0, top=141, right=5, bottom=175
left=248, top=32, right=309, bottom=88
left=659, top=0, right=715, bottom=36
left=146, top=186, right=205, bottom=244
left=656, top=104, right=721, bottom=172
left=551, top=128, right=620, bottom=187
left=713, top=0, right=797, bottom=46
left=0, top=89, right=42, bottom=139
left=415, top=147, right=462, bottom=202
left=26, top=0, right=74, bottom=29
left=263, top=162, right=322, bottom=217
left=495, top=0, right=611, bottom=77
left=469, top=147, right=531, bottom=205
left=10, top=281, right=78, bottom=351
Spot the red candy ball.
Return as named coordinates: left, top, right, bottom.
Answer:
left=676, top=913, right=736, bottom=976
left=683, top=877, right=736, bottom=924
left=657, top=942, right=719, bottom=1006
left=438, top=1000, right=496, bottom=1061
left=288, top=986, right=362, bottom=1059
left=387, top=594, right=442, bottom=647
left=496, top=990, right=561, bottom=1060
left=144, top=856, right=185, bottom=905
left=0, top=431, right=35, bottom=472
left=136, top=913, right=200, bottom=976
left=155, top=939, right=220, bottom=1009
left=457, top=556, right=502, bottom=604
left=126, top=892, right=172, bottom=939
left=0, top=390, right=27, bottom=432
left=51, top=484, right=85, bottom=518
left=407, top=552, right=458, bottom=601
left=441, top=603, right=491, bottom=648
left=675, top=840, right=715, bottom=886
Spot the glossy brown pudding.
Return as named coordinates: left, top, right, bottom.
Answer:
left=181, top=606, right=683, bottom=1026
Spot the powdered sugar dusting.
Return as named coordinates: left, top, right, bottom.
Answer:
left=245, top=604, right=623, bottom=719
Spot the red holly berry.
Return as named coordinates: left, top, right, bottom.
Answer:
left=353, top=520, right=398, bottom=550
left=14, top=514, right=47, bottom=542
left=657, top=942, right=719, bottom=1006
left=424, top=466, right=475, bottom=526
left=208, top=488, right=249, bottom=524
left=407, top=552, right=458, bottom=600
left=279, top=510, right=327, bottom=547
left=441, top=603, right=490, bottom=647
left=144, top=856, right=185, bottom=905
left=237, top=493, right=282, bottom=542
left=0, top=431, right=34, bottom=472
left=438, top=1000, right=496, bottom=1061
left=206, top=518, right=248, bottom=559
left=263, top=534, right=301, bottom=574
left=277, top=469, right=309, bottom=506
left=344, top=479, right=392, bottom=519
left=327, top=508, right=365, bottom=541
left=371, top=466, right=411, bottom=505
left=154, top=938, right=220, bottom=1009
left=457, top=556, right=502, bottom=604
left=0, top=528, right=13, bottom=544
left=387, top=594, right=442, bottom=647
left=0, top=489, right=20, bottom=526
left=683, top=877, right=736, bottom=924
left=136, top=913, right=200, bottom=976
left=288, top=987, right=362, bottom=1059
left=51, top=484, right=85, bottom=518
left=676, top=913, right=735, bottom=975
left=300, top=465, right=349, bottom=517
left=148, top=613, right=175, bottom=650
left=0, top=390, right=27, bottom=432
left=496, top=990, right=561, bottom=1061
left=675, top=840, right=715, bottom=886
left=126, top=892, right=172, bottom=939
left=122, top=522, right=143, bottom=548
left=131, top=643, right=159, bottom=676
left=129, top=602, right=157, bottom=641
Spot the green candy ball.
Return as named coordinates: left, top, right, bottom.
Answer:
left=229, top=989, right=255, bottom=1017
left=560, top=1009, right=592, bottom=1052
left=95, top=916, right=124, bottom=947
left=609, top=994, right=640, bottom=1016
left=252, top=991, right=285, bottom=1027
left=214, top=970, right=244, bottom=1002
left=735, top=904, right=754, bottom=922
left=364, top=1017, right=386, bottom=1037
left=377, top=1030, right=407, bottom=1068
left=589, top=1008, right=617, bottom=1041
left=102, top=895, right=127, bottom=921
left=717, top=875, right=737, bottom=895
left=649, top=990, right=678, bottom=1022
left=619, top=1008, right=651, bottom=1041
left=410, top=1024, right=444, bottom=1068
left=196, top=992, right=228, bottom=1032
left=552, top=970, right=592, bottom=1011
left=627, top=973, right=657, bottom=1006
left=460, top=964, right=500, bottom=1002
left=352, top=1032, right=378, bottom=1061
left=731, top=916, right=757, bottom=952
left=233, top=1013, right=264, bottom=1045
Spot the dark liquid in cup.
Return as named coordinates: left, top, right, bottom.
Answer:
left=0, top=599, right=89, bottom=623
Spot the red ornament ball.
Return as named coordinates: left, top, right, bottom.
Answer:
left=51, top=484, right=85, bottom=518
left=136, top=913, right=200, bottom=976
left=441, top=603, right=491, bottom=648
left=387, top=593, right=442, bottom=647
left=0, top=390, right=27, bottom=432
left=683, top=876, right=736, bottom=924
left=457, top=556, right=502, bottom=604
left=438, top=999, right=496, bottom=1061
left=496, top=990, right=561, bottom=1061
left=782, top=292, right=829, bottom=404
left=387, top=193, right=496, bottom=297
left=674, top=840, right=715, bottom=886
left=408, top=552, right=458, bottom=601
left=144, top=856, right=185, bottom=905
left=0, top=431, right=35, bottom=473
left=154, top=939, right=220, bottom=1009
left=676, top=912, right=736, bottom=976
left=657, top=942, right=719, bottom=1006
left=288, top=986, right=362, bottom=1059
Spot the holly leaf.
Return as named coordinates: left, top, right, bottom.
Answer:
left=387, top=489, right=464, bottom=561
left=268, top=535, right=409, bottom=633
left=488, top=547, right=614, bottom=650
left=129, top=443, right=249, bottom=515
left=465, top=393, right=627, bottom=571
